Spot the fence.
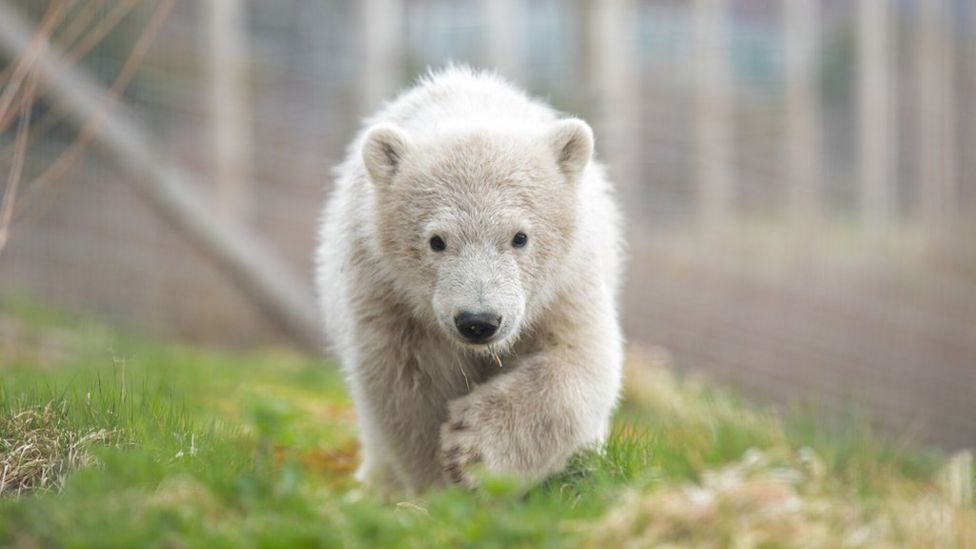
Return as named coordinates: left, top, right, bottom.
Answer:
left=1, top=0, right=974, bottom=447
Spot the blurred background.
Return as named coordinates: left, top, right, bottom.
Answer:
left=0, top=0, right=973, bottom=448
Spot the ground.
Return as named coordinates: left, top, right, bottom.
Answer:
left=0, top=297, right=973, bottom=547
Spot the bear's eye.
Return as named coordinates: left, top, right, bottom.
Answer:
left=511, top=232, right=528, bottom=248
left=429, top=235, right=446, bottom=252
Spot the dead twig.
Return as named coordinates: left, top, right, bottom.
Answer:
left=0, top=1, right=72, bottom=122
left=0, top=67, right=36, bottom=258
left=0, top=0, right=139, bottom=132
left=12, top=0, right=177, bottom=223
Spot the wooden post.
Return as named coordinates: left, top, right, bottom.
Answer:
left=0, top=1, right=322, bottom=353
left=207, top=0, right=252, bottom=219
left=481, top=0, right=520, bottom=80
left=784, top=0, right=822, bottom=224
left=589, top=0, right=638, bottom=213
left=361, top=0, right=403, bottom=113
left=693, top=0, right=733, bottom=230
left=971, top=1, right=976, bottom=222
left=208, top=0, right=252, bottom=221
left=916, top=0, right=957, bottom=235
left=858, top=0, right=896, bottom=231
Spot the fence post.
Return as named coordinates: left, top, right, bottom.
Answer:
left=208, top=0, right=252, bottom=221
left=588, top=0, right=639, bottom=214
left=361, top=0, right=403, bottom=113
left=971, top=1, right=976, bottom=221
left=858, top=0, right=896, bottom=231
left=916, top=0, right=957, bottom=235
left=481, top=0, right=520, bottom=81
left=784, top=0, right=822, bottom=225
left=693, top=0, right=733, bottom=231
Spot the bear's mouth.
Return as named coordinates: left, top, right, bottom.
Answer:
left=448, top=324, right=519, bottom=356
left=444, top=323, right=512, bottom=355
left=450, top=329, right=505, bottom=348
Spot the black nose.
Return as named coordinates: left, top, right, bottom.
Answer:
left=454, top=312, right=501, bottom=343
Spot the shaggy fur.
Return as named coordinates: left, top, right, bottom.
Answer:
left=316, top=66, right=624, bottom=494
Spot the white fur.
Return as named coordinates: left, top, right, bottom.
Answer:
left=316, top=66, right=624, bottom=495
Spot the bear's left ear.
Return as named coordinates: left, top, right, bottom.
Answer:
left=547, top=118, right=594, bottom=182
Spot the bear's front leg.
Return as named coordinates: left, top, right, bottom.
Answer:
left=353, top=368, right=450, bottom=495
left=348, top=334, right=461, bottom=495
left=439, top=342, right=621, bottom=488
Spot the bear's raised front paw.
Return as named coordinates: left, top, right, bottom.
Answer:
left=438, top=399, right=487, bottom=489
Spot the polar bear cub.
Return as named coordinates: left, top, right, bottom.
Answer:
left=316, top=66, right=624, bottom=494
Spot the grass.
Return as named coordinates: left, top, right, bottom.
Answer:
left=0, top=299, right=973, bottom=547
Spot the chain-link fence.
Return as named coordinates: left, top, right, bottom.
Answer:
left=1, top=0, right=975, bottom=447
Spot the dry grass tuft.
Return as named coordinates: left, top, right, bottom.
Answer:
left=0, top=402, right=118, bottom=497
left=599, top=349, right=976, bottom=548
left=590, top=433, right=976, bottom=548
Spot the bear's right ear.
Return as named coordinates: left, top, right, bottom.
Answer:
left=362, top=124, right=412, bottom=187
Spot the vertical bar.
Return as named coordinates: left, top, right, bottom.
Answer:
left=361, top=0, right=403, bottom=113
left=917, top=0, right=957, bottom=234
left=693, top=0, right=733, bottom=230
left=209, top=0, right=252, bottom=220
left=858, top=0, right=896, bottom=230
left=589, top=0, right=638, bottom=209
left=971, top=0, right=976, bottom=220
left=785, top=0, right=822, bottom=224
left=482, top=0, right=520, bottom=80
left=970, top=0, right=976, bottom=219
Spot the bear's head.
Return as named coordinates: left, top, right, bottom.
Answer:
left=362, top=119, right=593, bottom=352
